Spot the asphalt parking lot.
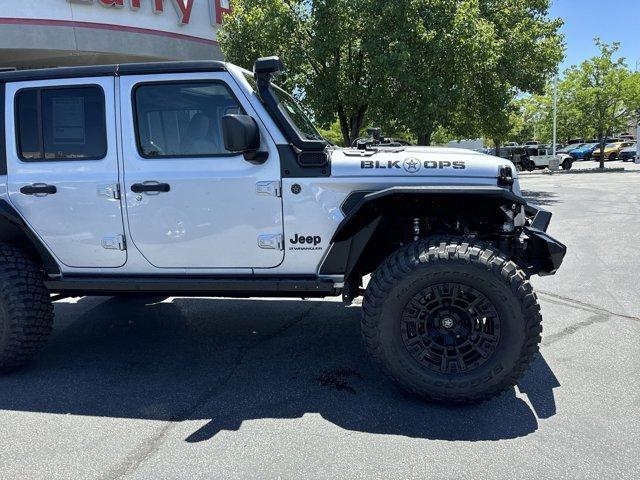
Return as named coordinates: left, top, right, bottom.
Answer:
left=1, top=162, right=639, bottom=480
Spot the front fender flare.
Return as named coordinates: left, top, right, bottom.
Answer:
left=320, top=186, right=526, bottom=278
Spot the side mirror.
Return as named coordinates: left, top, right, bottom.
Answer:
left=221, top=114, right=268, bottom=164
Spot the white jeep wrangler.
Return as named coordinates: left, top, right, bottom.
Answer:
left=0, top=57, right=566, bottom=403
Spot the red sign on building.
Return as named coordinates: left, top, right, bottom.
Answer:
left=213, top=0, right=232, bottom=25
left=68, top=0, right=232, bottom=26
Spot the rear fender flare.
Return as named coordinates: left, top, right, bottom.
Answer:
left=0, top=199, right=60, bottom=275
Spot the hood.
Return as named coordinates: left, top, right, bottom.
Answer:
left=330, top=146, right=512, bottom=178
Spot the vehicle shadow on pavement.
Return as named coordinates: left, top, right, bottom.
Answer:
left=521, top=190, right=562, bottom=206
left=0, top=296, right=560, bottom=443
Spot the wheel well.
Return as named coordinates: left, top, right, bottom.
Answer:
left=320, top=189, right=524, bottom=285
left=0, top=200, right=60, bottom=275
left=356, top=203, right=515, bottom=276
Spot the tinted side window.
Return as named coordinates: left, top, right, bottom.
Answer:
left=16, top=90, right=39, bottom=160
left=16, top=86, right=107, bottom=161
left=134, top=82, right=243, bottom=158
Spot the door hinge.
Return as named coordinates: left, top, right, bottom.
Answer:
left=102, top=234, right=126, bottom=251
left=98, top=183, right=121, bottom=200
left=258, top=234, right=284, bottom=251
left=256, top=181, right=281, bottom=198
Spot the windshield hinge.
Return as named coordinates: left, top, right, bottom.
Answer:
left=256, top=181, right=281, bottom=198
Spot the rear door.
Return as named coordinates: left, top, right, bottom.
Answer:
left=5, top=77, right=126, bottom=268
left=119, top=72, right=284, bottom=269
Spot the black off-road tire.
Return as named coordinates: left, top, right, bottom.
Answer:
left=0, top=244, right=54, bottom=372
left=561, top=160, right=573, bottom=170
left=361, top=237, right=542, bottom=404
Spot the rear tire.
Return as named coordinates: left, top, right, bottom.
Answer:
left=0, top=244, right=54, bottom=372
left=361, top=237, right=542, bottom=404
left=608, top=153, right=617, bottom=161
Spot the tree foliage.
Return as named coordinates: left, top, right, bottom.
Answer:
left=515, top=39, right=640, bottom=155
left=372, top=0, right=563, bottom=146
left=218, top=0, right=386, bottom=146
left=219, top=0, right=563, bottom=146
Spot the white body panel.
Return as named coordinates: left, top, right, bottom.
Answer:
left=118, top=72, right=284, bottom=270
left=4, top=77, right=127, bottom=269
left=271, top=175, right=505, bottom=275
left=331, top=147, right=507, bottom=178
left=531, top=154, right=553, bottom=167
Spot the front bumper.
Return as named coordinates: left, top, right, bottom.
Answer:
left=522, top=205, right=567, bottom=276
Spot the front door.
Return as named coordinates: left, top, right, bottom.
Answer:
left=119, top=73, right=284, bottom=269
left=5, top=77, right=126, bottom=268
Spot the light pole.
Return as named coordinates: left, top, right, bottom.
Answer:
left=552, top=74, right=558, bottom=156
left=636, top=109, right=640, bottom=164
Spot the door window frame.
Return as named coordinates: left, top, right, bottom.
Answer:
left=131, top=79, right=247, bottom=160
left=14, top=84, right=108, bottom=162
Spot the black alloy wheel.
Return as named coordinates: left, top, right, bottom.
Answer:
left=401, top=283, right=501, bottom=374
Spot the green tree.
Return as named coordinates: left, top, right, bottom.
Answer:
left=219, top=0, right=562, bottom=148
left=372, top=0, right=563, bottom=146
left=521, top=81, right=585, bottom=144
left=563, top=40, right=634, bottom=167
left=218, top=0, right=387, bottom=146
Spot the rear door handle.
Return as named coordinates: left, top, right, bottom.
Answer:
left=20, top=184, right=57, bottom=196
left=131, top=183, right=171, bottom=194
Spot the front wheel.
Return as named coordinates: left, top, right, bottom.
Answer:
left=361, top=237, right=542, bottom=403
left=562, top=159, right=573, bottom=170
left=522, top=159, right=535, bottom=171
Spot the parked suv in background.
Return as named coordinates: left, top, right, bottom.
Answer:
left=619, top=143, right=637, bottom=162
left=0, top=57, right=566, bottom=404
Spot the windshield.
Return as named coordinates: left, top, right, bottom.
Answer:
left=271, top=85, right=324, bottom=141
left=242, top=72, right=324, bottom=142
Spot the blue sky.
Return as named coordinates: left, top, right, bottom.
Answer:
left=550, top=0, right=640, bottom=72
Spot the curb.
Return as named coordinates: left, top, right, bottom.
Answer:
left=519, top=168, right=627, bottom=176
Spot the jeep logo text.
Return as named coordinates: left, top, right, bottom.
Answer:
left=290, top=234, right=322, bottom=246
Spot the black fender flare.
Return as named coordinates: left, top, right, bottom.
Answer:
left=0, top=199, right=60, bottom=275
left=319, top=186, right=526, bottom=278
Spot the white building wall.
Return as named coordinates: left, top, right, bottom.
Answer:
left=0, top=0, right=227, bottom=68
